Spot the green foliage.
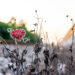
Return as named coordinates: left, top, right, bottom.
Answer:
left=0, top=21, right=36, bottom=43
left=26, top=31, right=36, bottom=43
left=0, top=22, right=11, bottom=40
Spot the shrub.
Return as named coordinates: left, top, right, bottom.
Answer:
left=0, top=21, right=36, bottom=43
left=0, top=22, right=11, bottom=40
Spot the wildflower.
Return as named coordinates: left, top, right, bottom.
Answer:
left=7, top=28, right=25, bottom=40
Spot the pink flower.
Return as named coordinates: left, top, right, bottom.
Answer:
left=10, top=29, right=25, bottom=40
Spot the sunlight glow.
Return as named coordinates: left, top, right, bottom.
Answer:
left=0, top=0, right=75, bottom=43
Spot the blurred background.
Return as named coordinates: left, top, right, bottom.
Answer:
left=0, top=0, right=75, bottom=43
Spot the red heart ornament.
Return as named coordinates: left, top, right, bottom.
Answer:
left=10, top=29, right=25, bottom=40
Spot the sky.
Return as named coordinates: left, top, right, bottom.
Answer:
left=0, top=0, right=75, bottom=43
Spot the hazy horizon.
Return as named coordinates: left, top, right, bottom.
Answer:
left=0, top=0, right=75, bottom=43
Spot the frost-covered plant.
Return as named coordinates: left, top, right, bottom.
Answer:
left=1, top=28, right=30, bottom=75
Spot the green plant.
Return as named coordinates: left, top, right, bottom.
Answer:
left=0, top=21, right=37, bottom=43
left=0, top=22, right=11, bottom=40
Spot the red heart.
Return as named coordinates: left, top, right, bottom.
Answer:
left=10, top=29, right=25, bottom=40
